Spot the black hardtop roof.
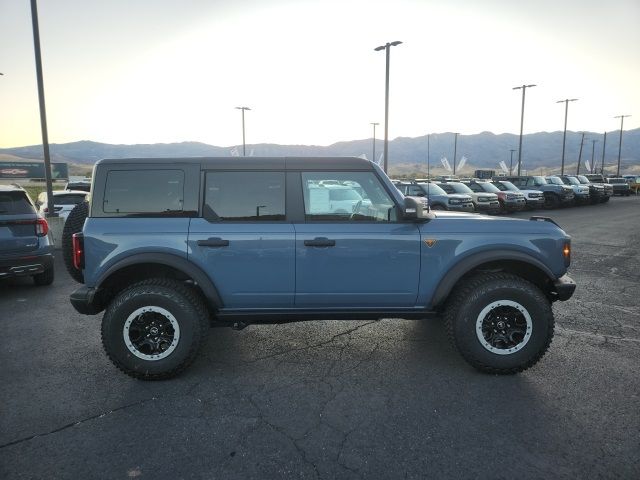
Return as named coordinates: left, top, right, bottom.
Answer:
left=95, top=156, right=376, bottom=171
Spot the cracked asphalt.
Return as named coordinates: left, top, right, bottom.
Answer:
left=1, top=196, right=639, bottom=479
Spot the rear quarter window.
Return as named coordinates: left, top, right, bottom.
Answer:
left=103, top=169, right=185, bottom=214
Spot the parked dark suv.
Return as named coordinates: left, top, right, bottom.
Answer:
left=0, top=184, right=54, bottom=285
left=70, top=157, right=575, bottom=380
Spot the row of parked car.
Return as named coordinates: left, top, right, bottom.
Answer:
left=0, top=180, right=90, bottom=286
left=393, top=173, right=636, bottom=214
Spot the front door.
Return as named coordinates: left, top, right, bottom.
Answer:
left=295, top=171, right=421, bottom=308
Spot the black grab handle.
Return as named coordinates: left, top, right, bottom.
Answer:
left=304, top=237, right=336, bottom=247
left=197, top=237, right=230, bottom=247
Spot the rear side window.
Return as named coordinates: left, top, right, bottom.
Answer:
left=204, top=171, right=285, bottom=221
left=103, top=169, right=185, bottom=214
left=0, top=191, right=34, bottom=215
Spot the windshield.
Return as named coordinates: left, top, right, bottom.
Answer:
left=499, top=181, right=519, bottom=192
left=532, top=176, right=548, bottom=186
left=417, top=183, right=447, bottom=196
left=477, top=182, right=500, bottom=193
left=577, top=175, right=590, bottom=184
left=546, top=177, right=564, bottom=185
left=448, top=183, right=474, bottom=194
left=563, top=176, right=580, bottom=185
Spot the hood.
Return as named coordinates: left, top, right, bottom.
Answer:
left=422, top=211, right=568, bottom=236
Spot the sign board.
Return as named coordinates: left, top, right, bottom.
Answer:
left=0, top=162, right=69, bottom=180
left=474, top=169, right=495, bottom=179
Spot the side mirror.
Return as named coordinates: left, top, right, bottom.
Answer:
left=403, top=196, right=428, bottom=221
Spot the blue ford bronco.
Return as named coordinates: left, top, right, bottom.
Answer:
left=69, top=157, right=575, bottom=379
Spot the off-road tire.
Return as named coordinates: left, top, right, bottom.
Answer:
left=101, top=278, right=209, bottom=380
left=443, top=272, right=554, bottom=374
left=62, top=201, right=89, bottom=283
left=33, top=267, right=54, bottom=286
left=544, top=194, right=560, bottom=209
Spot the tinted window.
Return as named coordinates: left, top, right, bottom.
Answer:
left=55, top=194, right=87, bottom=205
left=104, top=169, right=185, bottom=214
left=478, top=182, right=500, bottom=193
left=0, top=191, right=34, bottom=215
left=492, top=182, right=508, bottom=191
left=302, top=172, right=396, bottom=222
left=448, top=183, right=474, bottom=194
left=205, top=171, right=285, bottom=221
left=467, top=183, right=483, bottom=192
left=417, top=183, right=447, bottom=196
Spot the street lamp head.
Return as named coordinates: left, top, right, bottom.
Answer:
left=390, top=41, right=403, bottom=47
left=556, top=98, right=578, bottom=103
left=374, top=45, right=386, bottom=51
left=235, top=106, right=251, bottom=111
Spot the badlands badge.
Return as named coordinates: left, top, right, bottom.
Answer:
left=424, top=238, right=437, bottom=248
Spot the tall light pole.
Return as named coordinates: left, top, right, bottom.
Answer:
left=235, top=106, right=251, bottom=156
left=513, top=84, right=536, bottom=176
left=452, top=132, right=459, bottom=175
left=614, top=115, right=631, bottom=176
left=590, top=140, right=598, bottom=173
left=374, top=40, right=402, bottom=174
left=576, top=132, right=586, bottom=175
left=370, top=122, right=379, bottom=163
left=601, top=132, right=607, bottom=174
left=30, top=0, right=55, bottom=218
left=556, top=98, right=578, bottom=175
left=509, top=149, right=517, bottom=175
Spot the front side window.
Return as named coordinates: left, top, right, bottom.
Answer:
left=302, top=172, right=396, bottom=222
left=204, top=171, right=285, bottom=221
left=103, top=169, right=185, bottom=214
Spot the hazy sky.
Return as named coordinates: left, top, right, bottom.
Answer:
left=1, top=0, right=638, bottom=149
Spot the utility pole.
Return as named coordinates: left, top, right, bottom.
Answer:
left=370, top=122, right=379, bottom=163
left=601, top=132, right=607, bottom=175
left=576, top=132, right=585, bottom=175
left=30, top=0, right=55, bottom=218
left=556, top=98, right=578, bottom=175
left=590, top=140, right=598, bottom=173
left=235, top=106, right=251, bottom=156
left=374, top=41, right=402, bottom=173
left=427, top=134, right=430, bottom=178
left=614, top=115, right=631, bottom=176
left=452, top=132, right=459, bottom=175
left=513, top=84, right=536, bottom=176
left=509, top=149, right=517, bottom=175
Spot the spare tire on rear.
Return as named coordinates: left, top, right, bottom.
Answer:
left=62, top=201, right=89, bottom=283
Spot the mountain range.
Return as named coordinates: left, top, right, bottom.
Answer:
left=1, top=129, right=638, bottom=176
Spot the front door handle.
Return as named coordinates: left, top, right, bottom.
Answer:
left=197, top=237, right=229, bottom=247
left=304, top=237, right=336, bottom=247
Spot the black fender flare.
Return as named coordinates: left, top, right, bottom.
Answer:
left=96, top=252, right=223, bottom=308
left=431, top=250, right=555, bottom=308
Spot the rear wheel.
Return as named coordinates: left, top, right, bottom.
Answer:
left=444, top=272, right=554, bottom=374
left=544, top=194, right=560, bottom=209
left=101, top=278, right=209, bottom=380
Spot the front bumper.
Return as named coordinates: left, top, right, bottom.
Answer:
left=70, top=286, right=104, bottom=315
left=525, top=197, right=545, bottom=209
left=475, top=201, right=501, bottom=213
left=552, top=274, right=576, bottom=301
left=560, top=194, right=575, bottom=203
left=0, top=252, right=54, bottom=279
left=574, top=193, right=591, bottom=204
left=449, top=202, right=475, bottom=212
left=503, top=199, right=526, bottom=211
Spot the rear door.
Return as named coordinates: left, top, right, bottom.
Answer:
left=0, top=190, right=39, bottom=255
left=188, top=170, right=295, bottom=308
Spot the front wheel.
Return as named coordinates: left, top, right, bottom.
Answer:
left=444, top=272, right=554, bottom=374
left=101, top=278, right=209, bottom=380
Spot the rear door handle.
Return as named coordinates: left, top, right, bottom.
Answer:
left=304, top=237, right=335, bottom=247
left=197, top=237, right=229, bottom=247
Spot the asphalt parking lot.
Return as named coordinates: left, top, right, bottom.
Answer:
left=1, top=196, right=639, bottom=479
